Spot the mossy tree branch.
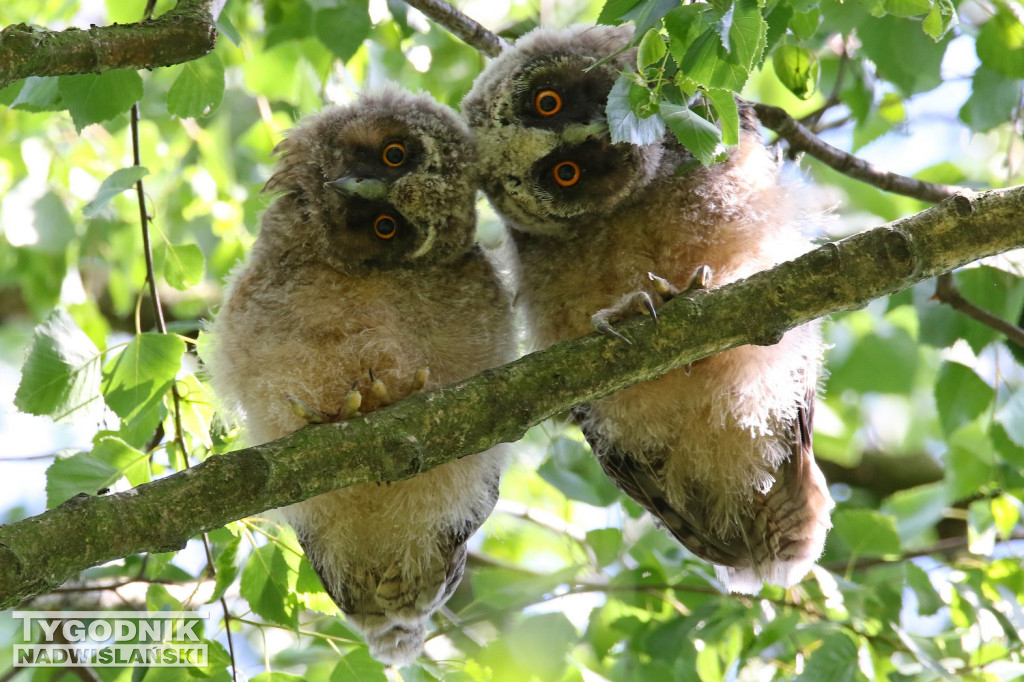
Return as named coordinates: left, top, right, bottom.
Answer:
left=0, top=0, right=217, bottom=90
left=2, top=186, right=1024, bottom=608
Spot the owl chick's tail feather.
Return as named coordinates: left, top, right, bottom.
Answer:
left=348, top=615, right=427, bottom=667
left=573, top=400, right=834, bottom=594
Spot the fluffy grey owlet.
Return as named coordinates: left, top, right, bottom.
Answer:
left=462, top=24, right=833, bottom=593
left=203, top=88, right=516, bottom=663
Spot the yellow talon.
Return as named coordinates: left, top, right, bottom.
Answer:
left=340, top=381, right=362, bottom=419
left=411, top=366, right=430, bottom=393
left=287, top=395, right=334, bottom=423
left=369, top=369, right=392, bottom=405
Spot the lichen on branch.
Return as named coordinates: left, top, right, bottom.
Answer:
left=0, top=0, right=217, bottom=90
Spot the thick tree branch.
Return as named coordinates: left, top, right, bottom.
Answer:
left=1, top=186, right=1023, bottom=607
left=751, top=103, right=965, bottom=203
left=402, top=0, right=506, bottom=57
left=0, top=0, right=217, bottom=90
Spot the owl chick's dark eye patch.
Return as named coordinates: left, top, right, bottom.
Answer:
left=517, top=60, right=617, bottom=128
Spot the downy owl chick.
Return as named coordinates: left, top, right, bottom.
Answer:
left=462, top=25, right=833, bottom=593
left=203, top=88, right=516, bottom=664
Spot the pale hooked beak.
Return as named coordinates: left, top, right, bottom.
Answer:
left=324, top=174, right=388, bottom=201
left=562, top=120, right=608, bottom=145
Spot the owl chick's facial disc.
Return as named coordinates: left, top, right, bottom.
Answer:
left=265, top=89, right=478, bottom=271
left=463, top=24, right=663, bottom=236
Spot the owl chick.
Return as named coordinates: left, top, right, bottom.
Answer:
left=462, top=25, right=833, bottom=593
left=203, top=88, right=516, bottom=664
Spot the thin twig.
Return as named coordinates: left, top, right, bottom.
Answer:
left=402, top=0, right=507, bottom=57
left=824, top=529, right=1024, bottom=573
left=934, top=273, right=1024, bottom=349
left=130, top=85, right=238, bottom=682
left=752, top=102, right=966, bottom=203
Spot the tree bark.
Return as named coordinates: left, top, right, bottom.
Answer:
left=1, top=186, right=1023, bottom=608
left=0, top=0, right=217, bottom=90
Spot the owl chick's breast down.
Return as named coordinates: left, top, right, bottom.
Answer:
left=203, top=88, right=515, bottom=665
left=463, top=24, right=834, bottom=593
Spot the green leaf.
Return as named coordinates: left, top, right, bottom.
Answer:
left=83, top=167, right=149, bottom=219
left=587, top=528, right=624, bottom=568
left=919, top=267, right=1024, bottom=353
left=598, top=0, right=643, bottom=24
left=996, top=388, right=1024, bottom=449
left=101, top=333, right=184, bottom=439
left=772, top=43, right=819, bottom=99
left=478, top=613, right=577, bottom=682
left=622, top=0, right=680, bottom=36
left=295, top=557, right=338, bottom=614
left=162, top=243, right=205, bottom=290
left=208, top=533, right=242, bottom=604
left=57, top=70, right=143, bottom=131
left=606, top=74, right=666, bottom=146
left=905, top=563, right=944, bottom=615
left=315, top=4, right=372, bottom=62
left=14, top=309, right=104, bottom=422
left=796, top=632, right=862, bottom=682
left=959, top=66, right=1023, bottom=133
left=922, top=0, right=957, bottom=39
left=680, top=27, right=750, bottom=91
left=471, top=566, right=579, bottom=610
left=92, top=434, right=150, bottom=487
left=167, top=53, right=225, bottom=119
left=10, top=76, right=63, bottom=112
left=884, top=0, right=931, bottom=18
left=539, top=436, right=623, bottom=507
left=831, top=509, right=902, bottom=558
left=856, top=16, right=950, bottom=95
left=330, top=649, right=387, bottom=682
left=45, top=451, right=120, bottom=507
left=977, top=7, right=1024, bottom=78
left=665, top=5, right=717, bottom=65
left=240, top=543, right=300, bottom=627
left=704, top=88, right=739, bottom=145
left=934, top=362, right=993, bottom=435
left=30, top=192, right=76, bottom=254
left=638, top=28, right=667, bottom=70
left=790, top=9, right=822, bottom=40
left=728, top=0, right=768, bottom=70
left=881, top=482, right=948, bottom=541
left=250, top=674, right=306, bottom=682
left=661, top=102, right=726, bottom=166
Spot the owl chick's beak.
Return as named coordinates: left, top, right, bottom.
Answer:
left=325, top=174, right=389, bottom=201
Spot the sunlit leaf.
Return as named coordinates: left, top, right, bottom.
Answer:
left=606, top=74, right=666, bottom=146
left=240, top=543, right=300, bottom=627
left=977, top=7, right=1024, bottom=78
left=831, top=509, right=902, bottom=558
left=661, top=101, right=725, bottom=165
left=14, top=309, right=104, bottom=422
left=934, top=361, right=993, bottom=435
left=83, top=167, right=149, bottom=219
left=315, top=4, right=372, bottom=62
left=772, top=43, right=818, bottom=99
left=167, top=53, right=225, bottom=119
left=101, top=333, right=184, bottom=442
left=45, top=451, right=120, bottom=507
left=161, top=243, right=205, bottom=290
left=330, top=650, right=386, bottom=682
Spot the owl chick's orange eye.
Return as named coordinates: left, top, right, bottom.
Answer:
left=382, top=142, right=406, bottom=167
left=374, top=215, right=397, bottom=239
left=553, top=161, right=581, bottom=187
left=534, top=89, right=562, bottom=116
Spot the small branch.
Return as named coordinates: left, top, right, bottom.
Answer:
left=824, top=529, right=1024, bottom=573
left=752, top=102, right=965, bottom=204
left=934, top=273, right=1024, bottom=349
left=0, top=0, right=217, bottom=90
left=402, top=0, right=506, bottom=57
left=1, top=186, right=1023, bottom=608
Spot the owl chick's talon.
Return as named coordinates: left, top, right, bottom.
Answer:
left=287, top=395, right=337, bottom=424
left=411, top=364, right=430, bottom=393
left=593, top=318, right=633, bottom=344
left=368, top=369, right=392, bottom=405
left=686, top=264, right=713, bottom=291
left=340, top=381, right=363, bottom=419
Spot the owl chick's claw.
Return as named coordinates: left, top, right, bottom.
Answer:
left=368, top=369, right=392, bottom=405
left=411, top=364, right=430, bottom=393
left=591, top=289, right=659, bottom=341
left=287, top=381, right=363, bottom=423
